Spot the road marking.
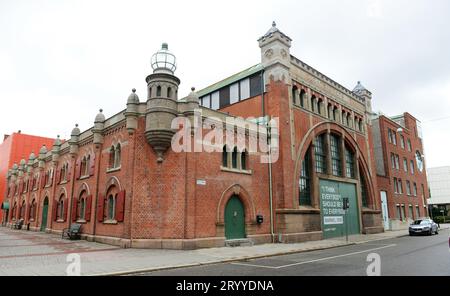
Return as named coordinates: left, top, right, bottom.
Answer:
left=232, top=244, right=396, bottom=269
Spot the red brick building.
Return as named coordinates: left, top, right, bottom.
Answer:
left=3, top=23, right=384, bottom=248
left=0, top=132, right=54, bottom=222
left=373, top=113, right=429, bottom=230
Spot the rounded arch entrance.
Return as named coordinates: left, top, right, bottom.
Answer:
left=40, top=196, right=49, bottom=232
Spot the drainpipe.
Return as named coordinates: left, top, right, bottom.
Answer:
left=261, top=69, right=275, bottom=243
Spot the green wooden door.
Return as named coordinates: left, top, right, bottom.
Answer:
left=225, top=195, right=246, bottom=240
left=40, top=200, right=48, bottom=232
left=320, top=180, right=360, bottom=239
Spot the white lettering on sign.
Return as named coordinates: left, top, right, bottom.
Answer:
left=196, top=179, right=206, bottom=186
left=324, top=216, right=344, bottom=225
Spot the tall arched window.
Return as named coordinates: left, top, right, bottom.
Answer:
left=20, top=201, right=25, bottom=219
left=58, top=196, right=65, bottom=220
left=299, top=147, right=312, bottom=206
left=29, top=199, right=36, bottom=220
left=292, top=86, right=298, bottom=105
left=310, top=96, right=316, bottom=112
left=345, top=145, right=355, bottom=178
left=241, top=149, right=247, bottom=170
left=115, top=144, right=121, bottom=168
left=330, top=134, right=342, bottom=176
left=314, top=134, right=326, bottom=173
left=222, top=145, right=228, bottom=167
left=360, top=169, right=369, bottom=208
left=78, top=191, right=87, bottom=220
left=317, top=99, right=322, bottom=115
left=80, top=157, right=87, bottom=177
left=300, top=89, right=306, bottom=108
left=85, top=155, right=90, bottom=176
left=109, top=146, right=115, bottom=169
left=232, top=147, right=238, bottom=169
left=107, top=194, right=116, bottom=220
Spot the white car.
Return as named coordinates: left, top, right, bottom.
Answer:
left=409, top=218, right=439, bottom=236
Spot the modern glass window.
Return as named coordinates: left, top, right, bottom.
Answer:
left=211, top=91, right=220, bottom=110
left=219, top=87, right=230, bottom=108
left=249, top=73, right=262, bottom=98
left=330, top=135, right=342, bottom=176
left=299, top=148, right=312, bottom=206
left=240, top=78, right=250, bottom=100
left=345, top=147, right=355, bottom=178
left=202, top=94, right=211, bottom=108
left=314, top=134, right=326, bottom=173
left=229, top=83, right=239, bottom=104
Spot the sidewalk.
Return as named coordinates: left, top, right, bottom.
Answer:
left=0, top=225, right=448, bottom=276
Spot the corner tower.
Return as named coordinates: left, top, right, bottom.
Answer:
left=145, top=43, right=181, bottom=162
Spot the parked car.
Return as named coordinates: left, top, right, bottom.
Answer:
left=409, top=218, right=439, bottom=236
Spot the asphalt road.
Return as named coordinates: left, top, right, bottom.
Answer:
left=140, top=228, right=450, bottom=276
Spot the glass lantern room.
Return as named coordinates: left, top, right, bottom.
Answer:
left=151, top=43, right=177, bottom=74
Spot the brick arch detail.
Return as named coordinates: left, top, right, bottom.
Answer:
left=104, top=176, right=122, bottom=195
left=216, top=184, right=256, bottom=224
left=292, top=121, right=376, bottom=208
left=76, top=182, right=91, bottom=197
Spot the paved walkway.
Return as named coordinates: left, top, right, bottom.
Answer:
left=0, top=224, right=448, bottom=276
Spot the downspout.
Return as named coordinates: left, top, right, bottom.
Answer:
left=261, top=69, right=275, bottom=243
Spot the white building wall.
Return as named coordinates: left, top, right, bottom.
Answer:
left=427, top=166, right=450, bottom=205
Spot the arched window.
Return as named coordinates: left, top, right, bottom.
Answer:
left=310, top=96, right=316, bottom=112
left=241, top=149, right=247, bottom=170
left=359, top=119, right=363, bottom=132
left=360, top=169, right=369, bottom=207
left=317, top=99, right=322, bottom=115
left=107, top=194, right=116, bottom=220
left=80, top=157, right=87, bottom=177
left=78, top=191, right=87, bottom=220
left=299, top=147, right=312, bottom=206
left=222, top=145, right=228, bottom=167
left=314, top=134, right=326, bottom=173
left=167, top=87, right=172, bottom=98
left=342, top=111, right=347, bottom=126
left=232, top=147, right=238, bottom=169
left=85, top=155, right=90, bottom=176
left=29, top=199, right=36, bottom=220
left=300, top=90, right=306, bottom=108
left=20, top=201, right=25, bottom=219
left=57, top=196, right=65, bottom=220
left=109, top=146, right=115, bottom=169
left=330, top=134, right=342, bottom=176
left=115, top=144, right=121, bottom=168
left=347, top=114, right=352, bottom=128
left=292, top=86, right=298, bottom=105
left=148, top=87, right=152, bottom=97
left=333, top=107, right=338, bottom=121
left=156, top=85, right=162, bottom=97
left=345, top=145, right=355, bottom=178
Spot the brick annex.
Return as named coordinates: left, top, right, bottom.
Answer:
left=3, top=23, right=386, bottom=249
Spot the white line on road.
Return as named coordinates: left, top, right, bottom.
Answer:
left=232, top=244, right=397, bottom=269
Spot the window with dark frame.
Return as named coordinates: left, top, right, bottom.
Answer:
left=330, top=134, right=342, bottom=176
left=299, top=147, right=312, bottom=206
left=345, top=146, right=355, bottom=178
left=314, top=134, right=326, bottom=173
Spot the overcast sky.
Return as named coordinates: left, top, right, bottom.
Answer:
left=1, top=0, right=449, bottom=168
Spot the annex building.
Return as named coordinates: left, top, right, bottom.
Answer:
left=2, top=23, right=384, bottom=249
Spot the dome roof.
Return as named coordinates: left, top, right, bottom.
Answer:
left=151, top=43, right=177, bottom=74
left=53, top=135, right=62, bottom=146
left=95, top=109, right=106, bottom=123
left=71, top=124, right=81, bottom=136
left=28, top=152, right=36, bottom=161
left=39, top=145, right=48, bottom=155
left=127, top=88, right=140, bottom=104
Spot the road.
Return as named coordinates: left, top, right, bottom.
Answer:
left=140, top=229, right=450, bottom=276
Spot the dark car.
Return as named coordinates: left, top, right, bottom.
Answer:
left=409, top=218, right=439, bottom=236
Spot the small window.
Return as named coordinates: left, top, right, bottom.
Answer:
left=394, top=177, right=398, bottom=193
left=406, top=180, right=411, bottom=195
left=310, top=96, right=316, bottom=112
left=239, top=78, right=250, bottom=100
left=211, top=91, right=220, bottom=110
left=249, top=73, right=262, bottom=98
left=167, top=87, right=172, bottom=98
left=407, top=139, right=412, bottom=151
left=292, top=86, right=298, bottom=105
left=156, top=85, right=161, bottom=97
left=58, top=198, right=64, bottom=220
left=219, top=87, right=230, bottom=108
left=403, top=158, right=408, bottom=172
left=79, top=198, right=86, bottom=220
left=400, top=135, right=405, bottom=149
left=230, top=83, right=239, bottom=104
left=202, top=95, right=211, bottom=108
left=398, top=179, right=403, bottom=194
left=241, top=150, right=247, bottom=170
left=109, top=146, right=115, bottom=168
left=115, top=144, right=121, bottom=168
left=300, top=90, right=306, bottom=108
